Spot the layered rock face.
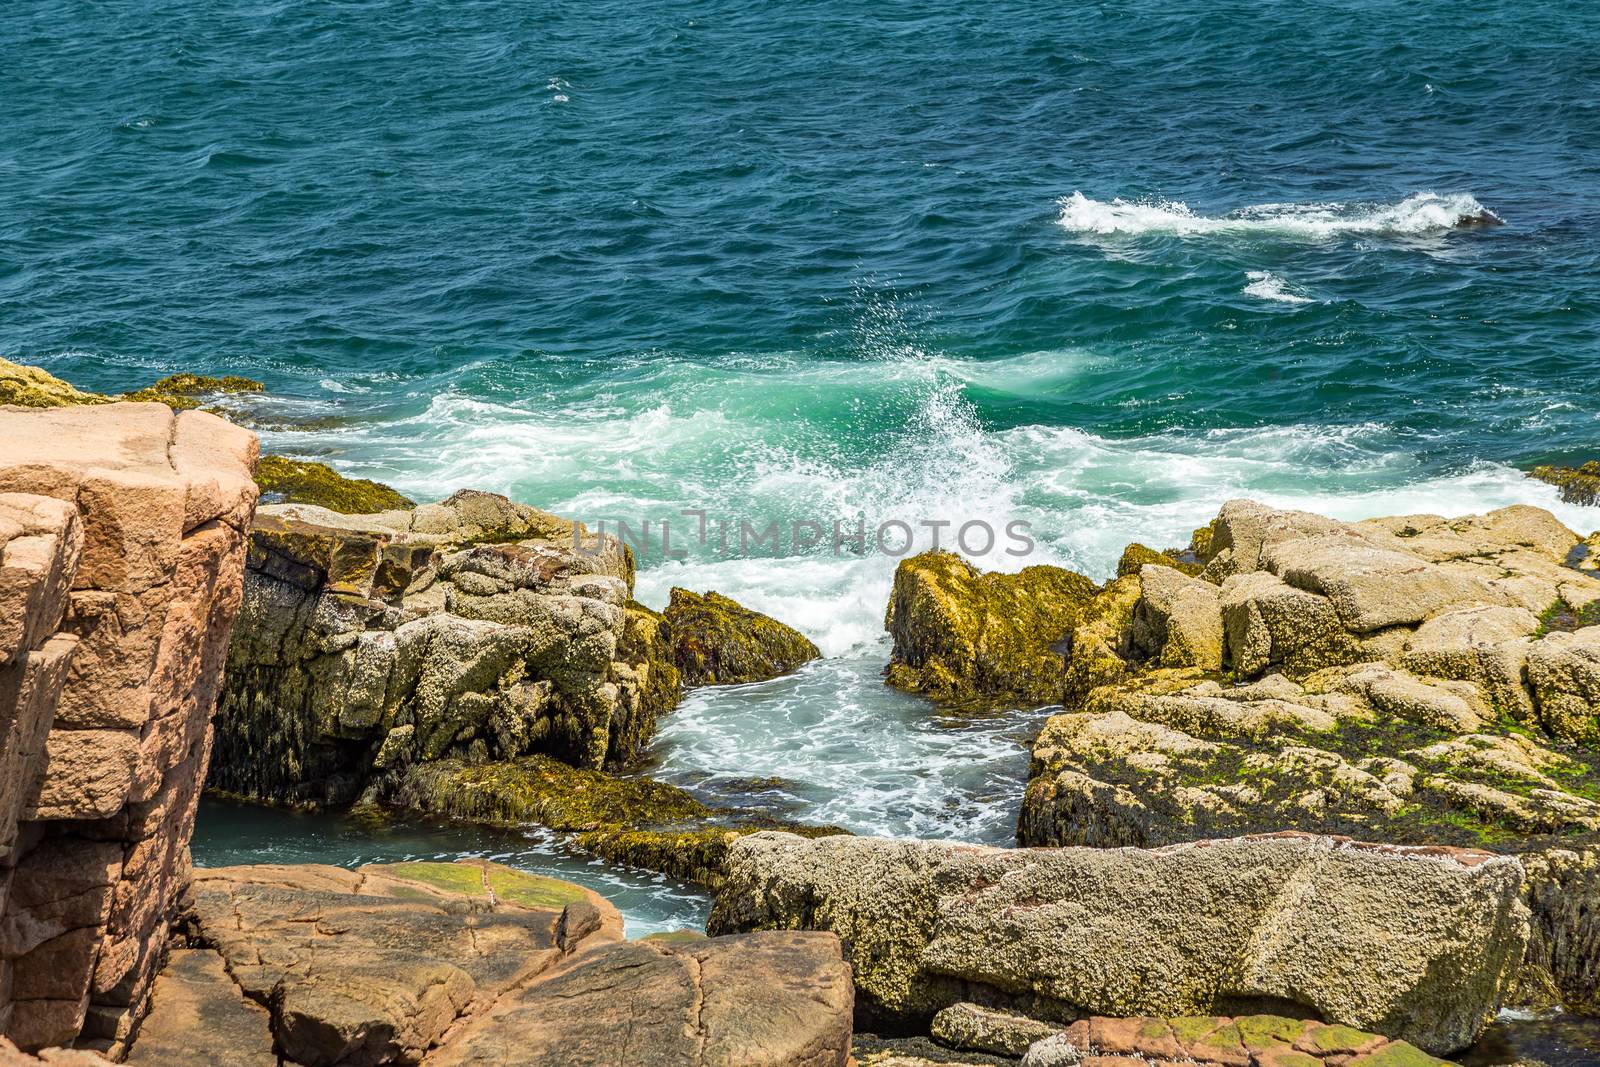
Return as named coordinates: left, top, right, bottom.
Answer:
left=709, top=831, right=1528, bottom=1056
left=128, top=860, right=852, bottom=1066
left=0, top=402, right=258, bottom=1054
left=1017, top=500, right=1600, bottom=1012
left=210, top=491, right=676, bottom=806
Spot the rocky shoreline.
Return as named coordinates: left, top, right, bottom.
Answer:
left=0, top=366, right=1597, bottom=1064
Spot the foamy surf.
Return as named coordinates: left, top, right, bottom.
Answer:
left=1243, top=270, right=1315, bottom=304
left=1058, top=191, right=1500, bottom=238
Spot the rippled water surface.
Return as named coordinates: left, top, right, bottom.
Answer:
left=9, top=1, right=1600, bottom=951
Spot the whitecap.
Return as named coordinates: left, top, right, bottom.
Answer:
left=1242, top=270, right=1315, bottom=304
left=1057, top=190, right=1500, bottom=239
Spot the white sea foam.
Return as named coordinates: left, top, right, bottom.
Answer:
left=1058, top=191, right=1498, bottom=238
left=1242, top=270, right=1315, bottom=304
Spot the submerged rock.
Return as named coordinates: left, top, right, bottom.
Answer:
left=253, top=454, right=415, bottom=514
left=1530, top=460, right=1600, bottom=507
left=885, top=552, right=1099, bottom=708
left=1018, top=499, right=1600, bottom=1018
left=710, top=831, right=1528, bottom=1056
left=121, top=372, right=264, bottom=411
left=664, top=587, right=820, bottom=686
left=378, top=754, right=846, bottom=887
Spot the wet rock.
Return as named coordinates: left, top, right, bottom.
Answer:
left=664, top=588, right=819, bottom=687
left=378, top=754, right=846, bottom=888
left=1530, top=461, right=1600, bottom=508
left=120, top=373, right=264, bottom=412
left=253, top=455, right=415, bottom=514
left=885, top=552, right=1099, bottom=709
left=710, top=831, right=1528, bottom=1055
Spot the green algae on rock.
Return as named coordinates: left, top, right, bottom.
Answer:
left=664, top=587, right=820, bottom=686
left=0, top=356, right=110, bottom=407
left=122, top=372, right=265, bottom=410
left=254, top=454, right=416, bottom=513
left=1530, top=460, right=1600, bottom=507
left=885, top=551, right=1099, bottom=709
left=610, top=599, right=683, bottom=765
left=377, top=754, right=847, bottom=887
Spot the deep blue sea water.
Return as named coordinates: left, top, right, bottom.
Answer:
left=8, top=1, right=1600, bottom=972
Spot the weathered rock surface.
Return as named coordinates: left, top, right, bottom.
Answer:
left=1019, top=1015, right=1449, bottom=1067
left=931, top=1003, right=1059, bottom=1058
left=210, top=490, right=670, bottom=806
left=0, top=402, right=257, bottom=1053
left=664, top=588, right=819, bottom=687
left=885, top=552, right=1098, bottom=708
left=135, top=860, right=851, bottom=1066
left=1018, top=500, right=1600, bottom=1015
left=431, top=931, right=852, bottom=1067
left=709, top=831, right=1528, bottom=1055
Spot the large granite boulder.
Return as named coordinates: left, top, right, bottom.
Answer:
left=885, top=552, right=1099, bottom=709
left=1019, top=500, right=1600, bottom=1016
left=664, top=588, right=819, bottom=687
left=0, top=402, right=258, bottom=1054
left=210, top=491, right=674, bottom=806
left=708, top=831, right=1529, bottom=1056
left=130, top=860, right=852, bottom=1066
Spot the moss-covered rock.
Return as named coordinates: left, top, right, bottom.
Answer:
left=1531, top=460, right=1600, bottom=507
left=664, top=588, right=820, bottom=686
left=607, top=600, right=684, bottom=766
left=122, top=372, right=264, bottom=410
left=885, top=551, right=1099, bottom=709
left=1116, top=542, right=1203, bottom=578
left=254, top=454, right=415, bottom=513
left=0, top=357, right=110, bottom=407
left=376, top=755, right=846, bottom=888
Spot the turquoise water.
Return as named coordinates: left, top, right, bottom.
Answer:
left=10, top=1, right=1600, bottom=939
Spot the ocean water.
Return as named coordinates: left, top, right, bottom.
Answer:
left=8, top=0, right=1600, bottom=946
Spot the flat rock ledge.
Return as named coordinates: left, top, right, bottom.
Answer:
left=122, top=860, right=851, bottom=1066
left=708, top=831, right=1529, bottom=1056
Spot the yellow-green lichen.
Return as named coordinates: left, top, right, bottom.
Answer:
left=122, top=372, right=264, bottom=409
left=383, top=860, right=485, bottom=897
left=255, top=454, right=416, bottom=514
left=0, top=357, right=110, bottom=407
left=885, top=551, right=1100, bottom=710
